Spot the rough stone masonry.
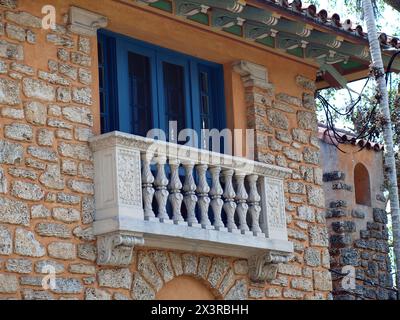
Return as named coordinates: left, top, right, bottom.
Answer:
left=0, top=0, right=333, bottom=300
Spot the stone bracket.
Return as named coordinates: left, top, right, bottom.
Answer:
left=68, top=6, right=108, bottom=36
left=248, top=251, right=291, bottom=283
left=232, top=60, right=273, bottom=90
left=97, top=232, right=144, bottom=266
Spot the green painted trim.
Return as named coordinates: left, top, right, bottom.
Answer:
left=256, top=36, right=275, bottom=48
left=223, top=25, right=242, bottom=36
left=287, top=47, right=303, bottom=58
left=188, top=12, right=209, bottom=25
left=339, top=60, right=363, bottom=70
left=150, top=0, right=173, bottom=12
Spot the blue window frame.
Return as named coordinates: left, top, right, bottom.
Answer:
left=97, top=30, right=226, bottom=147
left=98, top=33, right=118, bottom=133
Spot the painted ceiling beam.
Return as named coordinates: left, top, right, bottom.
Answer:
left=175, top=0, right=211, bottom=16
left=173, top=1, right=400, bottom=73
left=211, top=8, right=245, bottom=28
left=318, top=60, right=349, bottom=88
left=244, top=21, right=277, bottom=40
left=277, top=32, right=308, bottom=52
left=174, top=0, right=247, bottom=14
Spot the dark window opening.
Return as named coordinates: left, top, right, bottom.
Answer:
left=163, top=61, right=186, bottom=141
left=354, top=163, right=371, bottom=206
left=128, top=52, right=153, bottom=137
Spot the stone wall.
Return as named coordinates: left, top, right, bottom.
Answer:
left=320, top=140, right=395, bottom=300
left=0, top=0, right=332, bottom=300
left=237, top=63, right=332, bottom=299
left=0, top=0, right=100, bottom=300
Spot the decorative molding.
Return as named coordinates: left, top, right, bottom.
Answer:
left=232, top=60, right=271, bottom=89
left=248, top=251, right=291, bottom=282
left=277, top=33, right=308, bottom=51
left=68, top=6, right=108, bottom=36
left=226, top=0, right=246, bottom=13
left=97, top=232, right=144, bottom=266
left=117, top=149, right=142, bottom=207
left=212, top=9, right=245, bottom=29
left=244, top=22, right=273, bottom=41
left=175, top=0, right=210, bottom=16
left=259, top=177, right=288, bottom=241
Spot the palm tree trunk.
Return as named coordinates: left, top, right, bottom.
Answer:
left=363, top=0, right=400, bottom=295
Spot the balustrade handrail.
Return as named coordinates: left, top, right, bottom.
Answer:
left=90, top=131, right=294, bottom=262
left=90, top=131, right=292, bottom=178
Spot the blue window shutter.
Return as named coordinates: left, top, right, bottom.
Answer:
left=97, top=31, right=118, bottom=133
left=97, top=30, right=226, bottom=144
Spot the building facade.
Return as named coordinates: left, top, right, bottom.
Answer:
left=0, top=0, right=397, bottom=300
left=319, top=127, right=395, bottom=300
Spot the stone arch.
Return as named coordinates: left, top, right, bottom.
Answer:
left=354, top=163, right=371, bottom=206
left=130, top=250, right=248, bottom=300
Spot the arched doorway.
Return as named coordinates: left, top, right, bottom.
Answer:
left=156, top=276, right=216, bottom=300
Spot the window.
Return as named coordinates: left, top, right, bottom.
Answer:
left=97, top=30, right=226, bottom=147
left=354, top=163, right=371, bottom=206
left=98, top=33, right=118, bottom=133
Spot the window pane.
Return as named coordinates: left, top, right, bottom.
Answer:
left=200, top=71, right=208, bottom=93
left=163, top=61, right=186, bottom=139
left=98, top=42, right=103, bottom=65
left=199, top=68, right=213, bottom=130
left=128, top=52, right=152, bottom=137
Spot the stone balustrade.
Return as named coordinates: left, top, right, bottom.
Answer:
left=90, top=131, right=294, bottom=281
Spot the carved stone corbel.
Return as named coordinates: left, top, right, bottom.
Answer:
left=248, top=251, right=291, bottom=283
left=232, top=60, right=272, bottom=89
left=97, top=232, right=144, bottom=266
left=68, top=6, right=108, bottom=36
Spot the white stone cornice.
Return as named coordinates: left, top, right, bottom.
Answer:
left=68, top=6, right=108, bottom=36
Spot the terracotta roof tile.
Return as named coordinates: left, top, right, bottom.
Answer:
left=256, top=0, right=399, bottom=48
left=318, top=124, right=384, bottom=152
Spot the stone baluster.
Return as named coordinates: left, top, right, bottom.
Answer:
left=141, top=152, right=155, bottom=221
left=222, top=169, right=238, bottom=233
left=235, top=171, right=250, bottom=234
left=183, top=161, right=199, bottom=227
left=196, top=164, right=211, bottom=229
left=168, top=158, right=184, bottom=224
left=247, top=174, right=263, bottom=236
left=154, top=155, right=170, bottom=222
left=209, top=166, right=226, bottom=231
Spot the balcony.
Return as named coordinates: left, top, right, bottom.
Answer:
left=90, top=131, right=294, bottom=282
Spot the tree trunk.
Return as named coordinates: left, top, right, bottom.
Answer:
left=363, top=0, right=400, bottom=294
